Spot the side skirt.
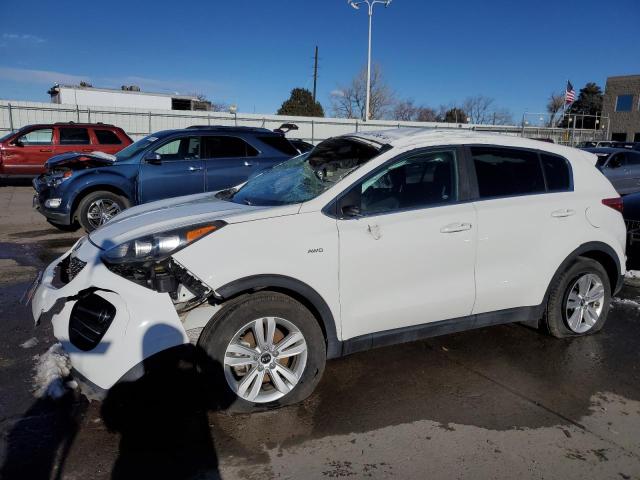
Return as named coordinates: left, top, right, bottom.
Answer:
left=340, top=305, right=543, bottom=356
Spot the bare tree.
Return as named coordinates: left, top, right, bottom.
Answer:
left=490, top=108, right=514, bottom=125
left=393, top=99, right=417, bottom=121
left=190, top=92, right=228, bottom=112
left=415, top=107, right=439, bottom=122
left=331, top=64, right=395, bottom=120
left=462, top=95, right=494, bottom=124
left=546, top=92, right=565, bottom=126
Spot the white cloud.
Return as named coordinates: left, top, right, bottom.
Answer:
left=330, top=89, right=345, bottom=97
left=0, top=66, right=89, bottom=85
left=0, top=66, right=224, bottom=99
left=2, top=33, right=46, bottom=44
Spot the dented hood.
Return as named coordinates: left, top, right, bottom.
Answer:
left=45, top=151, right=117, bottom=170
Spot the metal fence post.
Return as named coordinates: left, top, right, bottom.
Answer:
left=148, top=111, right=152, bottom=134
left=76, top=104, right=80, bottom=122
left=311, top=120, right=315, bottom=144
left=87, top=107, right=91, bottom=123
left=355, top=120, right=359, bottom=132
left=8, top=103, right=14, bottom=131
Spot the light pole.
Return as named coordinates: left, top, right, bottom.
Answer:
left=347, top=0, right=392, bottom=121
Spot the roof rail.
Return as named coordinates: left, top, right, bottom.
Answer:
left=186, top=125, right=272, bottom=133
left=53, top=121, right=114, bottom=126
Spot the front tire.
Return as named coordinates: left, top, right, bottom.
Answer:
left=197, top=292, right=326, bottom=412
left=543, top=257, right=611, bottom=338
left=76, top=191, right=129, bottom=232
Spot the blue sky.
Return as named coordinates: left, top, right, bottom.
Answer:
left=1, top=0, right=638, bottom=119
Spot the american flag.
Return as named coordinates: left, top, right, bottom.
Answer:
left=565, top=81, right=576, bottom=105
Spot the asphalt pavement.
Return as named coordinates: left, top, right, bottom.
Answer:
left=1, top=181, right=639, bottom=480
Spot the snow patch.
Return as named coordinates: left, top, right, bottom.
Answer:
left=611, top=297, right=640, bottom=310
left=625, top=270, right=640, bottom=280
left=20, top=337, right=38, bottom=349
left=32, top=343, right=75, bottom=399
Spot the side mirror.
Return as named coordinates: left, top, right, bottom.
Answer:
left=14, top=138, right=24, bottom=147
left=145, top=152, right=162, bottom=165
left=341, top=205, right=362, bottom=218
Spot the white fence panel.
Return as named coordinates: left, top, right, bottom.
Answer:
left=0, top=99, right=607, bottom=146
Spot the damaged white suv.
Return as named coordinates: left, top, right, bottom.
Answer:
left=30, top=129, right=626, bottom=410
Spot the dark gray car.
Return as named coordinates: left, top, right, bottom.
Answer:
left=583, top=147, right=640, bottom=195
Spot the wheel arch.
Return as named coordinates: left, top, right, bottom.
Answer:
left=546, top=241, right=623, bottom=302
left=70, top=183, right=131, bottom=221
left=214, top=275, right=342, bottom=359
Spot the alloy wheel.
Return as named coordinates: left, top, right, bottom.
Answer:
left=565, top=273, right=605, bottom=333
left=223, top=316, right=308, bottom=403
left=86, top=199, right=121, bottom=229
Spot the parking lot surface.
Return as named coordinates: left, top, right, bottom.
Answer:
left=1, top=182, right=640, bottom=480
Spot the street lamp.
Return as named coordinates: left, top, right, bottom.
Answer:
left=347, top=0, right=392, bottom=121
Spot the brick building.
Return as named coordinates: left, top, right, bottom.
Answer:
left=602, top=75, right=640, bottom=142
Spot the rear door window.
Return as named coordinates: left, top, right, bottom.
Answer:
left=94, top=129, right=122, bottom=145
left=201, top=136, right=259, bottom=158
left=59, top=127, right=90, bottom=145
left=18, top=128, right=53, bottom=145
left=471, top=147, right=545, bottom=198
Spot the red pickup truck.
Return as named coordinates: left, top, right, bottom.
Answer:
left=0, top=122, right=132, bottom=176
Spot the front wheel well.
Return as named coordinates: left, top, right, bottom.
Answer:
left=71, top=185, right=130, bottom=221
left=213, top=275, right=341, bottom=358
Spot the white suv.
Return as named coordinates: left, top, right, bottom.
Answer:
left=30, top=129, right=626, bottom=410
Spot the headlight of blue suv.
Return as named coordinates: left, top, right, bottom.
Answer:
left=101, top=221, right=226, bottom=264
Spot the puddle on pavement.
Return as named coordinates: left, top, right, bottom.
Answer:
left=209, top=309, right=640, bottom=459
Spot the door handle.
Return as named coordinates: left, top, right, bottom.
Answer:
left=188, top=166, right=203, bottom=172
left=440, top=222, right=472, bottom=233
left=244, top=161, right=254, bottom=167
left=551, top=208, right=575, bottom=218
left=39, top=149, right=53, bottom=152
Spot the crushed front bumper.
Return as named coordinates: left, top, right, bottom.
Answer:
left=30, top=237, right=189, bottom=391
left=32, top=177, right=72, bottom=225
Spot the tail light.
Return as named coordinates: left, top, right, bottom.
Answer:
left=602, top=197, right=623, bottom=214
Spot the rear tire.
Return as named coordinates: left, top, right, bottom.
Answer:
left=543, top=257, right=611, bottom=338
left=197, top=292, right=326, bottom=413
left=76, top=191, right=129, bottom=233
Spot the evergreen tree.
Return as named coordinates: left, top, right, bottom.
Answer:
left=277, top=88, right=324, bottom=117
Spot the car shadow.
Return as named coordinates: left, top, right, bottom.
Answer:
left=0, top=178, right=34, bottom=187
left=1, top=324, right=229, bottom=480
left=0, top=379, right=88, bottom=480
left=100, top=325, right=228, bottom=480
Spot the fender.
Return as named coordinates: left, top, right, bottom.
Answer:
left=215, top=274, right=342, bottom=359
left=67, top=168, right=137, bottom=212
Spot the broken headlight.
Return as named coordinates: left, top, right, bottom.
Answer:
left=101, top=221, right=226, bottom=264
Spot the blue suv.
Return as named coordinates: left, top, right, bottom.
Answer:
left=33, top=126, right=300, bottom=232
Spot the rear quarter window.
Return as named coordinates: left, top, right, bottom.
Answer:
left=257, top=135, right=299, bottom=156
left=94, top=129, right=122, bottom=145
